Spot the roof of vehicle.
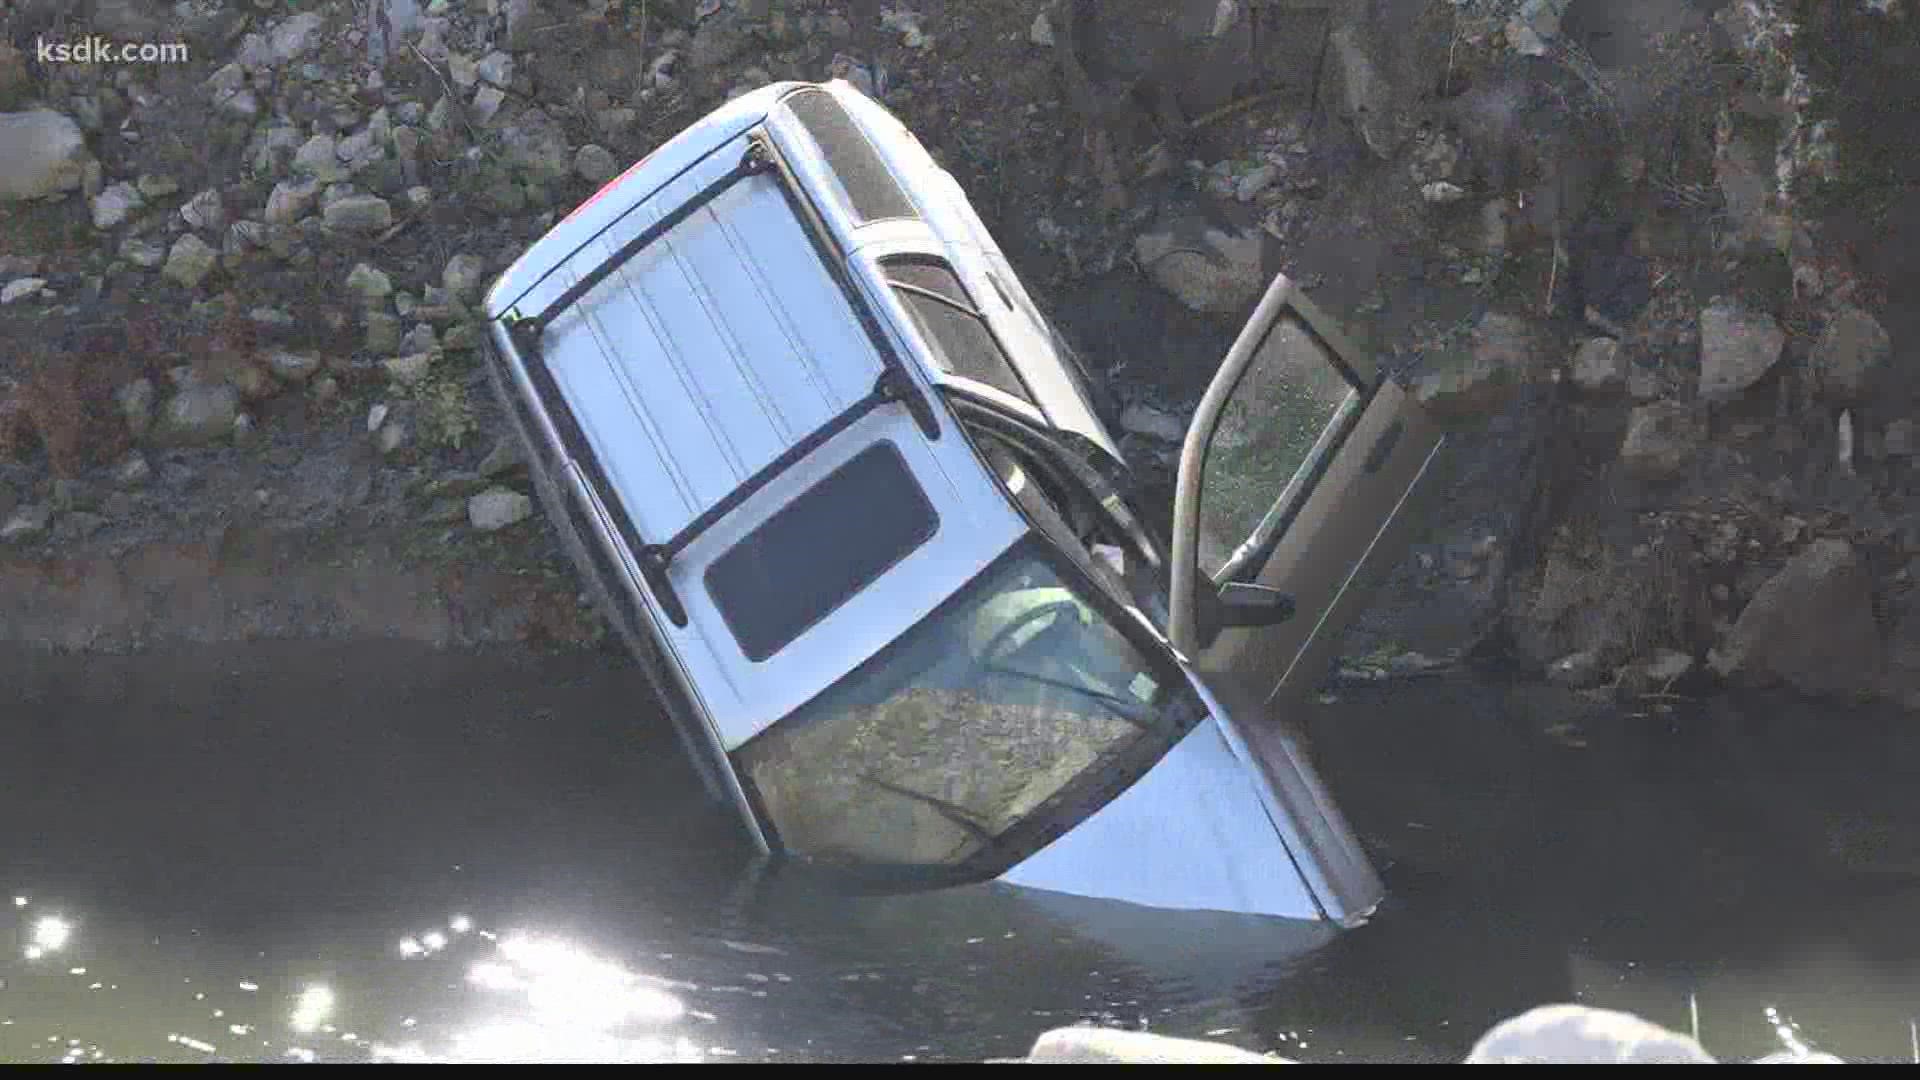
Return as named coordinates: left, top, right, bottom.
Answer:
left=484, top=82, right=1031, bottom=749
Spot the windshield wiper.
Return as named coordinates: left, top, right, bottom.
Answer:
left=981, top=664, right=1156, bottom=732
left=858, top=773, right=999, bottom=844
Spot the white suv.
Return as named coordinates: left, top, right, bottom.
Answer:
left=481, top=80, right=1445, bottom=924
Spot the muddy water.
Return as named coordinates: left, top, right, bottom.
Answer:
left=4, top=642, right=1920, bottom=1062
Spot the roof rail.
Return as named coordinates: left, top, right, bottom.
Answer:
left=500, top=129, right=939, bottom=627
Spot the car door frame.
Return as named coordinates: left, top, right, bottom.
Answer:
left=1168, top=272, right=1448, bottom=704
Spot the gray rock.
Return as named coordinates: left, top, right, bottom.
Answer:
left=231, top=412, right=258, bottom=447
left=162, top=235, right=220, bottom=288
left=376, top=404, right=415, bottom=456
left=1546, top=650, right=1604, bottom=688
left=115, top=378, right=156, bottom=438
left=0, top=110, right=90, bottom=201
left=575, top=144, right=619, bottom=184
left=179, top=187, right=226, bottom=233
left=1412, top=313, right=1545, bottom=426
left=442, top=253, right=488, bottom=302
left=1715, top=128, right=1789, bottom=254
left=1134, top=213, right=1266, bottom=314
left=470, top=85, right=509, bottom=125
left=292, top=135, right=350, bottom=182
left=1569, top=337, right=1626, bottom=393
left=1810, top=305, right=1891, bottom=403
left=323, top=194, right=393, bottom=234
left=345, top=262, right=393, bottom=302
left=113, top=451, right=152, bottom=486
left=269, top=12, right=328, bottom=64
left=336, top=128, right=384, bottom=171
left=1024, top=1028, right=1283, bottom=1065
left=497, top=112, right=572, bottom=183
left=448, top=53, right=479, bottom=90
left=204, top=62, right=245, bottom=98
left=366, top=108, right=392, bottom=150
left=595, top=107, right=638, bottom=139
left=264, top=349, right=322, bottom=384
left=1466, top=1004, right=1713, bottom=1064
left=1505, top=0, right=1571, bottom=57
left=468, top=487, right=534, bottom=531
left=253, top=123, right=305, bottom=175
left=1030, top=9, right=1055, bottom=47
left=0, top=502, right=53, bottom=543
left=1698, top=296, right=1783, bottom=402
left=263, top=175, right=322, bottom=223
left=1618, top=400, right=1702, bottom=479
left=1118, top=403, right=1187, bottom=443
left=0, top=277, right=45, bottom=304
left=476, top=50, right=515, bottom=90
left=365, top=312, right=403, bottom=352
left=1709, top=537, right=1882, bottom=697
left=400, top=324, right=438, bottom=354
left=90, top=181, right=145, bottom=229
left=119, top=236, right=167, bottom=268
left=384, top=351, right=435, bottom=386
left=441, top=323, right=482, bottom=352
left=151, top=384, right=241, bottom=447
left=215, top=87, right=261, bottom=119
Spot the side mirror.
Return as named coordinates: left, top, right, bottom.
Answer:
left=1216, top=583, right=1295, bottom=628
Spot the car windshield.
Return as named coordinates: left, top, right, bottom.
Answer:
left=733, top=535, right=1206, bottom=878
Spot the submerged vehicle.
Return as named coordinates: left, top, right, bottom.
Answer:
left=481, top=79, right=1445, bottom=925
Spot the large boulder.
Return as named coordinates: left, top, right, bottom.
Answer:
left=151, top=384, right=241, bottom=448
left=1708, top=538, right=1882, bottom=697
left=1320, top=1, right=1453, bottom=159
left=0, top=110, right=91, bottom=202
left=1697, top=297, right=1783, bottom=402
left=1466, top=1005, right=1714, bottom=1064
left=1809, top=304, right=1892, bottom=404
left=1023, top=1027, right=1287, bottom=1064
left=1617, top=400, right=1703, bottom=480
left=1133, top=212, right=1268, bottom=315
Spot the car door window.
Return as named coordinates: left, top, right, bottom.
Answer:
left=1194, top=308, right=1365, bottom=582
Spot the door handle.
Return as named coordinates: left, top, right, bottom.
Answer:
left=1362, top=419, right=1404, bottom=474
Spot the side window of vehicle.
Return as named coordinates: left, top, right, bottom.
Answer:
left=880, top=256, right=1034, bottom=405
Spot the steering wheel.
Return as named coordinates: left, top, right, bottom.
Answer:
left=976, top=600, right=1083, bottom=665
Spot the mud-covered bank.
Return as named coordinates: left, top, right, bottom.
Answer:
left=0, top=0, right=1916, bottom=716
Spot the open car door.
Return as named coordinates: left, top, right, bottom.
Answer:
left=1170, top=273, right=1448, bottom=702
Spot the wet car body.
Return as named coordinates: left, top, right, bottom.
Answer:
left=481, top=80, right=1446, bottom=925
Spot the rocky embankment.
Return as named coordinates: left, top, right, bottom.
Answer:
left=2, top=0, right=1918, bottom=718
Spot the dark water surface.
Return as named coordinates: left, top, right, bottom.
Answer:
left=4, top=642, right=1920, bottom=1063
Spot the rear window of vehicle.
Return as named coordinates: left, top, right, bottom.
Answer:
left=881, top=257, right=1033, bottom=404
left=705, top=441, right=938, bottom=662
